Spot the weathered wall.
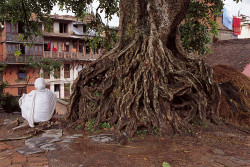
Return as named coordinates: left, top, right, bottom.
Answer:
left=56, top=99, right=68, bottom=115
left=3, top=65, right=40, bottom=96
left=215, top=16, right=234, bottom=40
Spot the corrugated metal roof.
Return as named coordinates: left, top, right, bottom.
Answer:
left=73, top=27, right=84, bottom=35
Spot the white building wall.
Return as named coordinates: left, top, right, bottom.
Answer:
left=53, top=22, right=59, bottom=33
left=68, top=22, right=74, bottom=34
left=238, top=25, right=250, bottom=39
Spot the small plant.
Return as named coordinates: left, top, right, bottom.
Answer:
left=95, top=91, right=101, bottom=96
left=136, top=129, right=148, bottom=136
left=85, top=119, right=96, bottom=132
left=162, top=161, right=171, bottom=167
left=99, top=122, right=111, bottom=130
left=153, top=126, right=160, bottom=135
left=75, top=124, right=83, bottom=130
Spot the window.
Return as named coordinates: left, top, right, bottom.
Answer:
left=6, top=22, right=11, bottom=32
left=6, top=22, right=17, bottom=33
left=54, top=84, right=60, bottom=92
left=20, top=44, right=25, bottom=54
left=18, top=22, right=25, bottom=33
left=79, top=45, right=83, bottom=53
left=59, top=23, right=68, bottom=33
left=64, top=64, right=70, bottom=78
left=64, top=83, right=70, bottom=99
left=18, top=87, right=26, bottom=96
left=18, top=68, right=26, bottom=80
left=83, top=24, right=87, bottom=33
left=44, top=42, right=51, bottom=51
left=61, top=42, right=69, bottom=52
left=86, top=45, right=90, bottom=54
left=7, top=44, right=18, bottom=54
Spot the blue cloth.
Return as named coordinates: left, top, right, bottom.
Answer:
left=222, top=7, right=233, bottom=30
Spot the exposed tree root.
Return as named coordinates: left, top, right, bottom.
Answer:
left=67, top=0, right=222, bottom=137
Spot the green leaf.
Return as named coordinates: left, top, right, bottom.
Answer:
left=162, top=161, right=171, bottom=167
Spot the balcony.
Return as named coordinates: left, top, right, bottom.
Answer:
left=43, top=51, right=100, bottom=60
left=5, top=54, right=42, bottom=64
left=6, top=33, right=43, bottom=43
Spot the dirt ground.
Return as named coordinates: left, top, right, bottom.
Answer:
left=0, top=111, right=249, bottom=167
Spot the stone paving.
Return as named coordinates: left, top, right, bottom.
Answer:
left=0, top=142, right=49, bottom=167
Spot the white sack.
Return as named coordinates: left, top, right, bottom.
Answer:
left=19, top=78, right=57, bottom=127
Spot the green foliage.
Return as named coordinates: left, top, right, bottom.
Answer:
left=0, top=0, right=54, bottom=40
left=180, top=0, right=224, bottom=56
left=162, top=161, right=171, bottom=167
left=75, top=124, right=83, bottom=130
left=99, top=122, right=111, bottom=130
left=85, top=118, right=96, bottom=132
left=136, top=129, right=148, bottom=136
left=24, top=57, right=62, bottom=78
left=153, top=125, right=160, bottom=135
left=95, top=91, right=101, bottom=96
left=1, top=93, right=21, bottom=113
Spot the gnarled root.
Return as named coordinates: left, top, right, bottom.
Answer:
left=67, top=36, right=221, bottom=137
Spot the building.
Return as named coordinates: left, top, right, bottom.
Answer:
left=237, top=15, right=250, bottom=39
left=0, top=21, right=42, bottom=96
left=42, top=14, right=102, bottom=99
left=0, top=14, right=102, bottom=98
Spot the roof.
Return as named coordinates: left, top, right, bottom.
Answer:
left=73, top=27, right=84, bottom=36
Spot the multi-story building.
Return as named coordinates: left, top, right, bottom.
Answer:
left=0, top=14, right=102, bottom=99
left=0, top=21, right=42, bottom=96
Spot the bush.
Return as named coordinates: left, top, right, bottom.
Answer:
left=1, top=93, right=21, bottom=113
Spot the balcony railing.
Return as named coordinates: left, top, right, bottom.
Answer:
left=43, top=51, right=100, bottom=60
left=6, top=33, right=43, bottom=43
left=5, top=54, right=42, bottom=63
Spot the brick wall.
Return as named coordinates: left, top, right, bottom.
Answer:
left=3, top=65, right=40, bottom=96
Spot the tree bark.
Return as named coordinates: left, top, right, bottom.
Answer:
left=67, top=0, right=221, bottom=137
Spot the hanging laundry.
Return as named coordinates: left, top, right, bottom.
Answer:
left=233, top=16, right=241, bottom=35
left=52, top=44, right=57, bottom=52
left=222, top=7, right=233, bottom=30
left=47, top=42, right=51, bottom=50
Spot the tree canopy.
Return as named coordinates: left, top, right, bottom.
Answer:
left=0, top=0, right=225, bottom=54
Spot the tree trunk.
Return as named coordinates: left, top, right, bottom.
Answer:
left=67, top=0, right=221, bottom=137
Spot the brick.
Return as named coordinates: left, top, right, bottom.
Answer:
left=0, top=143, right=14, bottom=151
left=26, top=162, right=45, bottom=166
left=9, top=164, right=23, bottom=167
left=12, top=156, right=26, bottom=164
left=27, top=156, right=48, bottom=162
left=0, top=157, right=11, bottom=167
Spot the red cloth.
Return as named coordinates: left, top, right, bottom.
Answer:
left=47, top=42, right=50, bottom=50
left=233, top=16, right=241, bottom=27
left=52, top=47, right=57, bottom=52
left=233, top=16, right=241, bottom=35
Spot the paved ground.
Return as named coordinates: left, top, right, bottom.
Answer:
left=0, top=111, right=249, bottom=167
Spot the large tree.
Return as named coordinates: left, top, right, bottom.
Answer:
left=67, top=0, right=222, bottom=136
left=2, top=0, right=245, bottom=136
